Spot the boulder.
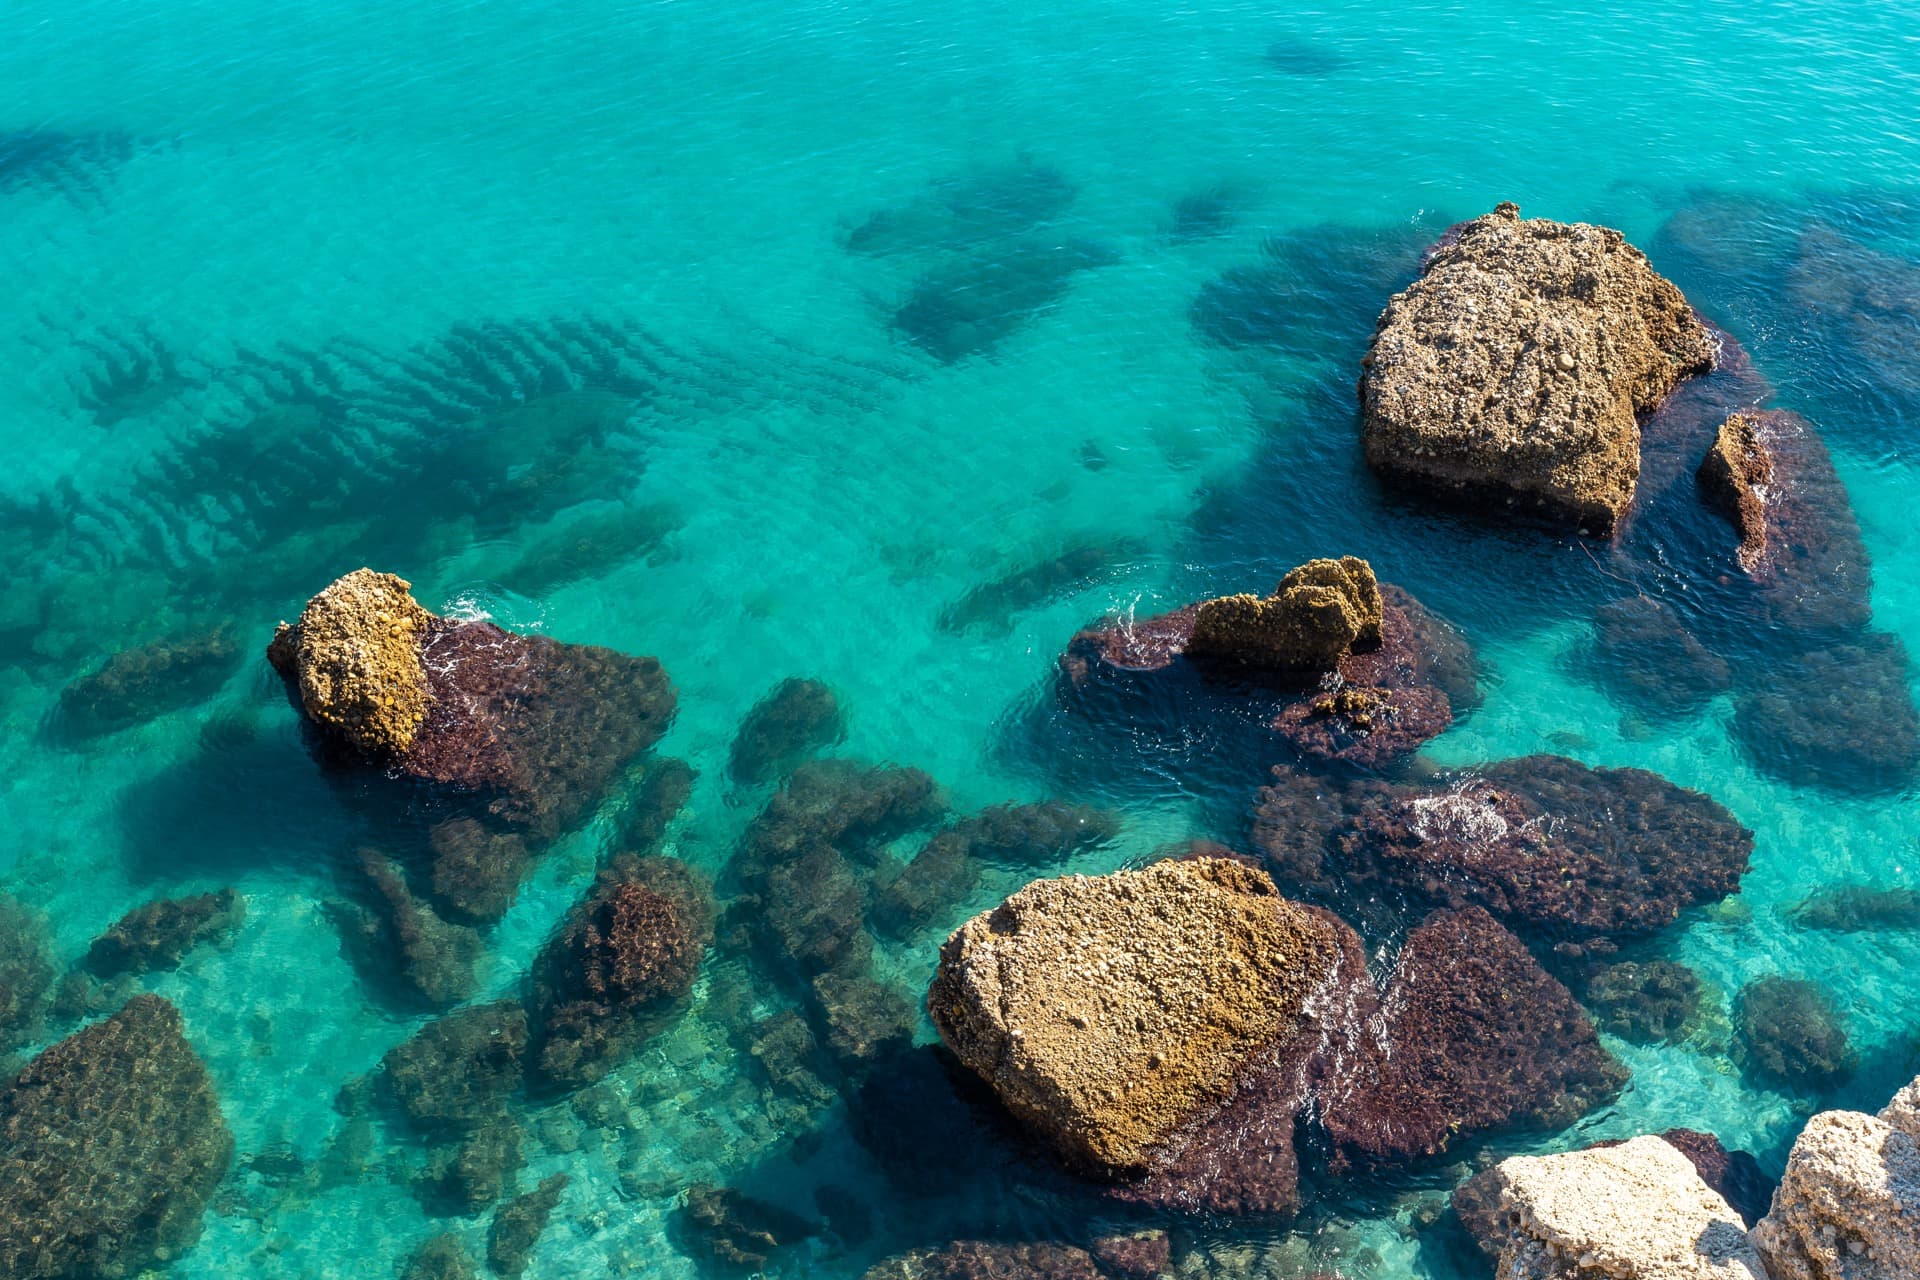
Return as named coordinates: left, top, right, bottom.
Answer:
left=1752, top=1102, right=1920, bottom=1280
left=729, top=677, right=846, bottom=784
left=1188, top=556, right=1383, bottom=670
left=1361, top=202, right=1715, bottom=534
left=1451, top=1134, right=1768, bottom=1278
left=269, top=568, right=676, bottom=838
left=0, top=995, right=233, bottom=1279
left=85, top=888, right=244, bottom=976
left=1734, top=976, right=1856, bottom=1093
left=928, top=858, right=1342, bottom=1178
left=488, top=1172, right=568, bottom=1279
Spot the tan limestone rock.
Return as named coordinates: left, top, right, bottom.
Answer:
left=267, top=568, right=433, bottom=756
left=1752, top=1105, right=1920, bottom=1280
left=1189, top=556, right=1383, bottom=669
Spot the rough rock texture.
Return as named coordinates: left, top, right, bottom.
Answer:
left=529, top=857, right=712, bottom=1092
left=1753, top=1103, right=1920, bottom=1280
left=381, top=1000, right=528, bottom=1133
left=0, top=895, right=54, bottom=1053
left=0, top=995, right=233, bottom=1279
left=1697, top=413, right=1772, bottom=572
left=1732, top=632, right=1920, bottom=795
left=928, top=858, right=1341, bottom=1177
left=335, top=849, right=482, bottom=1011
left=401, top=1234, right=479, bottom=1280
left=270, top=568, right=677, bottom=839
left=1470, top=1131, right=1774, bottom=1233
left=58, top=627, right=241, bottom=737
left=676, top=1184, right=817, bottom=1271
left=488, top=1172, right=568, bottom=1279
left=1584, top=959, right=1704, bottom=1044
left=85, top=888, right=244, bottom=976
left=1253, top=755, right=1752, bottom=951
left=1188, top=557, right=1384, bottom=670
left=1322, top=907, right=1625, bottom=1168
left=874, top=802, right=1121, bottom=936
left=862, top=1240, right=1106, bottom=1280
left=416, top=1114, right=524, bottom=1214
left=427, top=818, right=532, bottom=925
left=268, top=568, right=434, bottom=756
left=1451, top=1135, right=1768, bottom=1279
left=728, top=677, right=846, bottom=784
left=1735, top=976, right=1856, bottom=1093
left=1361, top=202, right=1715, bottom=534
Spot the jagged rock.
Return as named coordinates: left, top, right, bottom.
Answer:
left=928, top=858, right=1342, bottom=1177
left=1464, top=1131, right=1774, bottom=1232
left=85, top=888, right=243, bottom=976
left=1735, top=976, right=1856, bottom=1093
left=1451, top=1134, right=1768, bottom=1278
left=381, top=1001, right=529, bottom=1133
left=488, top=1173, right=568, bottom=1278
left=270, top=568, right=676, bottom=838
left=1188, top=557, right=1384, bottom=670
left=1361, top=202, right=1715, bottom=534
left=0, top=995, right=233, bottom=1279
left=1322, top=907, right=1625, bottom=1168
left=529, top=857, right=712, bottom=1092
left=1752, top=1094, right=1920, bottom=1280
left=729, top=678, right=846, bottom=784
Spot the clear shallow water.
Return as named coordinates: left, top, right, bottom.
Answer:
left=2, top=1, right=1920, bottom=1277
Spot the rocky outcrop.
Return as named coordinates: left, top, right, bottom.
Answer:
left=529, top=856, right=712, bottom=1092
left=1361, top=202, right=1715, bottom=534
left=928, top=858, right=1342, bottom=1178
left=381, top=1000, right=528, bottom=1133
left=1698, top=413, right=1772, bottom=572
left=1752, top=1092, right=1920, bottom=1280
left=1452, top=1135, right=1768, bottom=1279
left=1188, top=557, right=1383, bottom=670
left=269, top=568, right=677, bottom=839
left=1253, top=755, right=1752, bottom=953
left=85, top=888, right=244, bottom=975
left=0, top=995, right=233, bottom=1279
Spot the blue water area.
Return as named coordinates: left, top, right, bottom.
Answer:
left=3, top=1, right=1920, bottom=1276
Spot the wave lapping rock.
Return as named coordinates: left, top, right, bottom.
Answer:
left=1361, top=202, right=1714, bottom=534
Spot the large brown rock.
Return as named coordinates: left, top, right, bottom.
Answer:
left=1189, top=556, right=1383, bottom=670
left=928, top=858, right=1342, bottom=1178
left=1361, top=202, right=1715, bottom=534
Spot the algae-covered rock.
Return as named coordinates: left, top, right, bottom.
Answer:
left=1361, top=202, right=1715, bottom=533
left=928, top=858, right=1341, bottom=1177
left=400, top=1234, right=478, bottom=1280
left=488, top=1173, right=568, bottom=1279
left=381, top=1000, right=528, bottom=1133
left=0, top=995, right=233, bottom=1279
left=1189, top=556, right=1383, bottom=670
left=85, top=888, right=244, bottom=976
left=1735, top=976, right=1856, bottom=1093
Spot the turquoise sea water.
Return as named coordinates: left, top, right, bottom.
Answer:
left=4, top=1, right=1920, bottom=1276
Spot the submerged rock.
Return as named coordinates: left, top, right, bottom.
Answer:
left=863, top=1240, right=1106, bottom=1280
left=401, top=1235, right=479, bottom=1280
left=0, top=895, right=54, bottom=1053
left=334, top=849, right=482, bottom=1011
left=1584, top=959, right=1705, bottom=1044
left=891, top=237, right=1117, bottom=363
left=381, top=1000, right=528, bottom=1133
left=57, top=627, right=241, bottom=736
left=937, top=538, right=1147, bottom=637
left=85, top=888, right=243, bottom=976
left=426, top=818, right=532, bottom=925
left=416, top=1114, right=525, bottom=1214
left=676, top=1184, right=818, bottom=1272
left=269, top=568, right=676, bottom=839
left=1254, top=755, right=1751, bottom=951
left=1587, top=594, right=1732, bottom=721
left=0, top=995, right=233, bottom=1279
left=729, top=678, right=845, bottom=785
left=1787, top=884, right=1920, bottom=932
left=1731, top=632, right=1920, bottom=794
left=1451, top=1134, right=1767, bottom=1279
left=1752, top=1087, right=1920, bottom=1280
left=529, top=857, right=712, bottom=1092
left=1735, top=976, right=1856, bottom=1093
left=1321, top=907, right=1625, bottom=1168
left=875, top=801, right=1121, bottom=936
left=1188, top=556, right=1384, bottom=671
left=1360, top=202, right=1715, bottom=534
left=488, top=1172, right=568, bottom=1279
left=929, top=858, right=1342, bottom=1178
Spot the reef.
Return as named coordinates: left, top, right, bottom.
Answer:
left=488, top=1172, right=568, bottom=1279
left=1734, top=976, right=1857, bottom=1093
left=675, top=1184, right=818, bottom=1271
left=333, top=849, right=482, bottom=1012
left=1582, top=958, right=1705, bottom=1044
left=0, top=995, right=233, bottom=1279
left=607, top=756, right=696, bottom=861
left=809, top=970, right=915, bottom=1072
left=1587, top=594, right=1731, bottom=721
left=381, top=1000, right=529, bottom=1133
left=528, top=856, right=712, bottom=1092
left=929, top=858, right=1342, bottom=1178
left=1321, top=907, right=1626, bottom=1168
left=270, top=567, right=677, bottom=839
left=1360, top=202, right=1715, bottom=534
left=1451, top=1134, right=1768, bottom=1279
left=728, top=678, right=846, bottom=785
left=1252, top=754, right=1752, bottom=952
left=0, top=895, right=54, bottom=1053
left=1731, top=631, right=1920, bottom=794
left=56, top=627, right=240, bottom=736
left=84, top=888, right=244, bottom=976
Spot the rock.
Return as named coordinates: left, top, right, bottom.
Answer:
left=0, top=895, right=53, bottom=1053
left=1091, top=1231, right=1172, bottom=1280
left=1361, top=202, right=1715, bottom=534
left=874, top=802, right=1122, bottom=936
left=1651, top=1130, right=1775, bottom=1228
left=1188, top=557, right=1384, bottom=670
left=729, top=678, right=845, bottom=785
left=1253, top=755, right=1752, bottom=951
left=1752, top=1102, right=1920, bottom=1280
left=334, top=849, right=482, bottom=1011
left=416, top=1115, right=524, bottom=1215
left=401, top=1234, right=479, bottom=1280
left=863, top=1240, right=1106, bottom=1280
left=427, top=819, right=532, bottom=925
left=676, top=1184, right=817, bottom=1271
left=808, top=971, right=914, bottom=1071
left=1697, top=410, right=1872, bottom=631
left=607, top=756, right=696, bottom=859
left=85, top=888, right=244, bottom=976
left=1322, top=907, right=1625, bottom=1168
left=57, top=627, right=241, bottom=736
left=1787, top=885, right=1920, bottom=932
left=529, top=857, right=712, bottom=1092
left=1451, top=1134, right=1768, bottom=1278
left=488, top=1172, right=568, bottom=1279
left=1735, top=976, right=1856, bottom=1093
left=381, top=1000, right=528, bottom=1133
left=1732, top=632, right=1920, bottom=794
left=1584, top=959, right=1704, bottom=1044
left=0, top=995, right=233, bottom=1279
left=1588, top=595, right=1731, bottom=722
left=270, top=568, right=676, bottom=839
left=928, top=858, right=1342, bottom=1178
